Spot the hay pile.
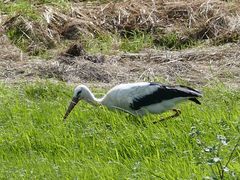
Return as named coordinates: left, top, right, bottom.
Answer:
left=68, top=0, right=240, bottom=40
left=3, top=14, right=58, bottom=55
left=2, top=0, right=240, bottom=54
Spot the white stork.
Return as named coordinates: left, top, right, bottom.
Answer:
left=63, top=82, right=202, bottom=123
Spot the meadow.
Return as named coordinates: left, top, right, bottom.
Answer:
left=1, top=0, right=240, bottom=179
left=0, top=82, right=239, bottom=179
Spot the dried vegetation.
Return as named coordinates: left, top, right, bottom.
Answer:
left=0, top=0, right=240, bottom=86
left=2, top=0, right=240, bottom=53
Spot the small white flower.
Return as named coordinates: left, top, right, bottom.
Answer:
left=213, top=157, right=221, bottom=163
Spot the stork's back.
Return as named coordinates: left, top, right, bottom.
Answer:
left=130, top=83, right=202, bottom=110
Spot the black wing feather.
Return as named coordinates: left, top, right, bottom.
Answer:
left=189, top=97, right=201, bottom=105
left=130, top=83, right=202, bottom=110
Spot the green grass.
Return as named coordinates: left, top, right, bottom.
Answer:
left=0, top=82, right=239, bottom=179
left=84, top=32, right=154, bottom=54
left=0, top=1, right=40, bottom=20
left=0, top=0, right=69, bottom=18
left=84, top=34, right=119, bottom=54
left=120, top=32, right=154, bottom=53
left=153, top=33, right=201, bottom=50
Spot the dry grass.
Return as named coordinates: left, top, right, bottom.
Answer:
left=0, top=0, right=239, bottom=87
left=0, top=40, right=239, bottom=88
left=3, top=14, right=58, bottom=55
left=0, top=34, right=25, bottom=61
left=1, top=0, right=240, bottom=54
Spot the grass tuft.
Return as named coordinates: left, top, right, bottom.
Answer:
left=153, top=33, right=200, bottom=50
left=120, top=31, right=154, bottom=52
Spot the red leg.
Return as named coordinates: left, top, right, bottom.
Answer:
left=153, top=109, right=181, bottom=124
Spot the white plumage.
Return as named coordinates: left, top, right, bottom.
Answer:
left=63, top=82, right=202, bottom=122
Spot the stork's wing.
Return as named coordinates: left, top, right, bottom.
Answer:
left=130, top=83, right=202, bottom=110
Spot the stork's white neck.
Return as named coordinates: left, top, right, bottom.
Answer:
left=83, top=88, right=103, bottom=106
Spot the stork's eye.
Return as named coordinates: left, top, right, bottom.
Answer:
left=77, top=90, right=82, bottom=97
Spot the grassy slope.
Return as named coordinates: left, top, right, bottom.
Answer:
left=0, top=82, right=239, bottom=179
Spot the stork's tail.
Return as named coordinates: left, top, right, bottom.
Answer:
left=171, top=85, right=203, bottom=105
left=189, top=97, right=201, bottom=105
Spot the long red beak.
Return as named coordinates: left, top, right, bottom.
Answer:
left=63, top=97, right=79, bottom=121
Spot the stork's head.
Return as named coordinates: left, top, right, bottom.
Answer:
left=63, top=85, right=90, bottom=121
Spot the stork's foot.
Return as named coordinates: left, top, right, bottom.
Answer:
left=153, top=109, right=181, bottom=124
